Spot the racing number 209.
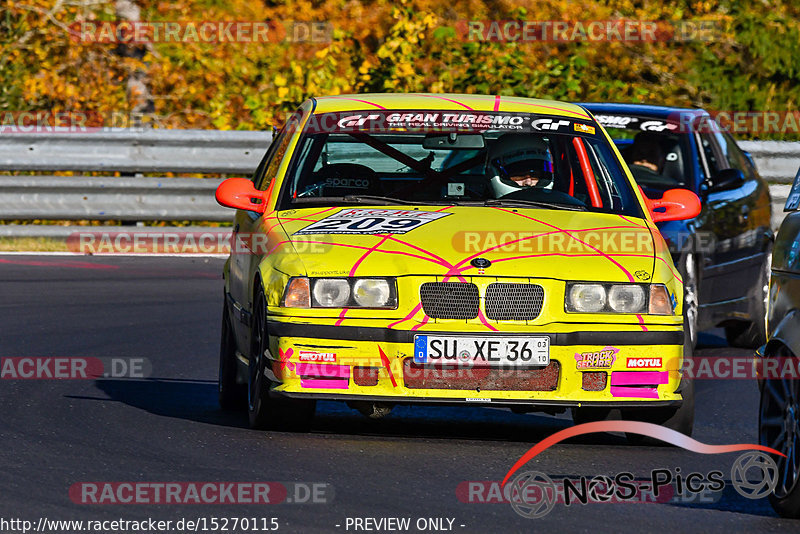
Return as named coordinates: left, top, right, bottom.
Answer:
left=302, top=217, right=423, bottom=233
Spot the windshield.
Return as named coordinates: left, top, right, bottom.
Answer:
left=592, top=114, right=692, bottom=191
left=279, top=111, right=642, bottom=217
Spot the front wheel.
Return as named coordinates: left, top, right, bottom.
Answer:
left=219, top=298, right=246, bottom=411
left=248, top=287, right=315, bottom=431
left=759, top=347, right=800, bottom=518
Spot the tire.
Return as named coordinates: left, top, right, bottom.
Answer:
left=725, top=249, right=771, bottom=349
left=218, top=298, right=246, bottom=410
left=680, top=251, right=699, bottom=349
left=759, top=346, right=800, bottom=518
left=248, top=286, right=315, bottom=431
left=623, top=318, right=695, bottom=445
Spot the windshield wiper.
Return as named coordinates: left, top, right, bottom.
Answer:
left=293, top=195, right=429, bottom=206
left=342, top=195, right=424, bottom=205
left=483, top=199, right=587, bottom=211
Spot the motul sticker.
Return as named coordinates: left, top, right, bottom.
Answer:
left=627, top=357, right=662, bottom=369
left=298, top=351, right=337, bottom=363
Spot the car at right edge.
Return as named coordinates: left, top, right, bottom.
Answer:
left=759, top=167, right=800, bottom=518
left=581, top=103, right=773, bottom=348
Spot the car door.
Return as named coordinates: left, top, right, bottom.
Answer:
left=229, top=112, right=302, bottom=348
left=697, top=127, right=763, bottom=306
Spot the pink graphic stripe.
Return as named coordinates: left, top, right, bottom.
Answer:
left=610, top=371, right=668, bottom=386
left=413, top=94, right=473, bottom=110
left=610, top=386, right=659, bottom=398
left=318, top=96, right=386, bottom=110
left=296, top=363, right=350, bottom=378
left=300, top=378, right=349, bottom=390
left=388, top=303, right=423, bottom=329
left=499, top=99, right=592, bottom=119
left=501, top=421, right=786, bottom=486
left=348, top=234, right=391, bottom=276
left=335, top=234, right=393, bottom=326
left=411, top=315, right=430, bottom=331
left=493, top=95, right=501, bottom=111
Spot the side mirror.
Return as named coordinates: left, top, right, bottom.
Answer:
left=708, top=168, right=745, bottom=192
left=215, top=178, right=268, bottom=214
left=646, top=188, right=702, bottom=223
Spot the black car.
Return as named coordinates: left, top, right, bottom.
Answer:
left=581, top=103, right=773, bottom=348
left=758, top=168, right=800, bottom=518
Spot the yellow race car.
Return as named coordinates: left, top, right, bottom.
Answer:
left=215, top=93, right=701, bottom=437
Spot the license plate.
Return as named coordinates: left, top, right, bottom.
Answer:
left=413, top=335, right=550, bottom=366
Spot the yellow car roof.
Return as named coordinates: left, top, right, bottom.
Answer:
left=312, top=93, right=592, bottom=120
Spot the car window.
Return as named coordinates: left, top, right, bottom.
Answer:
left=254, top=111, right=302, bottom=191
left=698, top=132, right=723, bottom=176
left=594, top=115, right=690, bottom=190
left=279, top=111, right=643, bottom=217
left=721, top=132, right=755, bottom=180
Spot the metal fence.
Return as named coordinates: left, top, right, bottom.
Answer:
left=740, top=141, right=800, bottom=184
left=0, top=129, right=796, bottom=237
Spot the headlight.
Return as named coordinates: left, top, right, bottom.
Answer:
left=568, top=284, right=607, bottom=313
left=608, top=284, right=646, bottom=313
left=566, top=282, right=673, bottom=315
left=353, top=278, right=392, bottom=307
left=282, top=277, right=397, bottom=309
left=312, top=278, right=351, bottom=307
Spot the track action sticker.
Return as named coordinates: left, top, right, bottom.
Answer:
left=294, top=208, right=451, bottom=235
left=574, top=346, right=619, bottom=369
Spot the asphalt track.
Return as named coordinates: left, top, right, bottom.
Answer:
left=0, top=254, right=796, bottom=533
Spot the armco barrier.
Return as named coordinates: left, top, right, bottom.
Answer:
left=0, top=129, right=796, bottom=231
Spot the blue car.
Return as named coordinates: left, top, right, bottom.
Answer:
left=581, top=103, right=773, bottom=348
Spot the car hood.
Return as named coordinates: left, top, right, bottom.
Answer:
left=277, top=206, right=656, bottom=282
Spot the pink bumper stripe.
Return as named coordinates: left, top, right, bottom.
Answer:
left=611, top=371, right=668, bottom=386
left=296, top=363, right=350, bottom=378
left=610, top=386, right=659, bottom=399
left=300, top=378, right=349, bottom=390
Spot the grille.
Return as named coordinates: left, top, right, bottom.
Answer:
left=419, top=282, right=479, bottom=319
left=485, top=283, right=544, bottom=321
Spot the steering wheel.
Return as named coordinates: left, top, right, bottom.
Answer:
left=297, top=163, right=378, bottom=197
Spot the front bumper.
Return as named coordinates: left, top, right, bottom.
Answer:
left=263, top=320, right=686, bottom=407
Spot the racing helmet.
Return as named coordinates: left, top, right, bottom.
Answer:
left=488, top=134, right=554, bottom=196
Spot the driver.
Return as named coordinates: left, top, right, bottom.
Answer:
left=627, top=132, right=666, bottom=175
left=488, top=134, right=555, bottom=196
